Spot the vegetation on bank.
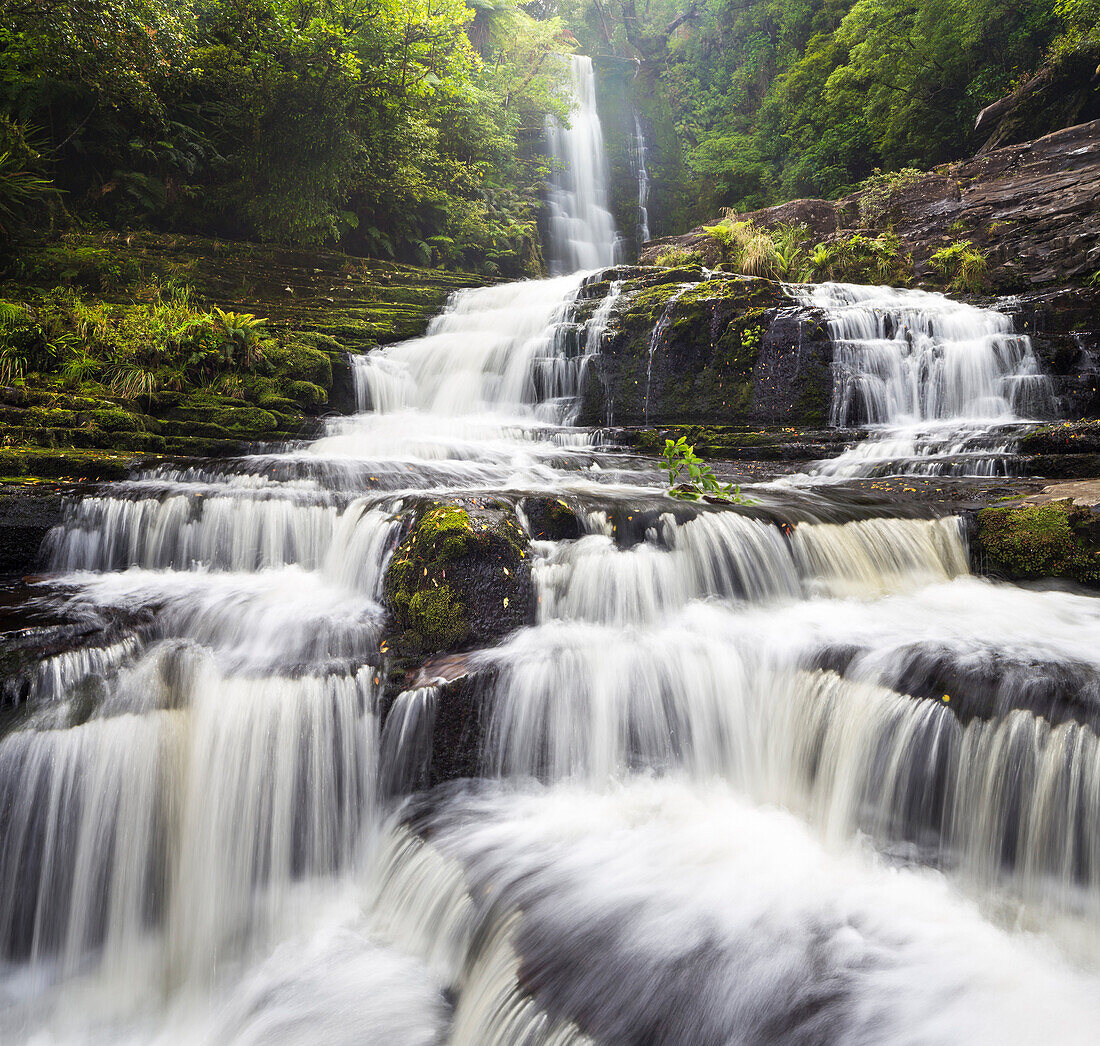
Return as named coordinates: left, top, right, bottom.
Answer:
left=3, top=0, right=1096, bottom=276
left=976, top=502, right=1100, bottom=585
left=654, top=218, right=994, bottom=292
left=0, top=233, right=478, bottom=471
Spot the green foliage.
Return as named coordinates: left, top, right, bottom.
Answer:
left=662, top=437, right=754, bottom=504
left=0, top=150, right=57, bottom=244
left=0, top=285, right=323, bottom=409
left=804, top=233, right=913, bottom=286
left=857, top=167, right=926, bottom=224
left=0, top=0, right=572, bottom=273
left=653, top=246, right=703, bottom=267
left=977, top=503, right=1100, bottom=584
left=1051, top=0, right=1100, bottom=56
left=572, top=0, right=1061, bottom=220
left=930, top=240, right=990, bottom=293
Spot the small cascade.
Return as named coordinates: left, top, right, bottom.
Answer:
left=799, top=283, right=1057, bottom=477
left=631, top=110, right=651, bottom=244
left=544, top=55, right=619, bottom=275
left=366, top=781, right=1100, bottom=1046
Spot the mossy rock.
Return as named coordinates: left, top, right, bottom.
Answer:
left=383, top=500, right=534, bottom=656
left=90, top=408, right=152, bottom=433
left=266, top=340, right=334, bottom=389
left=975, top=502, right=1100, bottom=585
left=579, top=273, right=785, bottom=426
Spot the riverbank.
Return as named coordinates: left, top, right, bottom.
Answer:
left=0, top=232, right=486, bottom=479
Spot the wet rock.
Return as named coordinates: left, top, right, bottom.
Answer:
left=0, top=487, right=66, bottom=573
left=378, top=661, right=497, bottom=792
left=576, top=271, right=834, bottom=428
left=382, top=500, right=534, bottom=657
left=642, top=119, right=1100, bottom=296
left=519, top=496, right=583, bottom=541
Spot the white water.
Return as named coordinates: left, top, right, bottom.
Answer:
left=2, top=87, right=1099, bottom=1046
left=632, top=110, right=651, bottom=244
left=800, top=283, right=1056, bottom=477
left=544, top=55, right=620, bottom=275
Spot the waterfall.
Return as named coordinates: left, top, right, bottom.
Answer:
left=4, top=159, right=1100, bottom=1042
left=800, top=283, right=1057, bottom=477
left=544, top=55, right=620, bottom=275
left=632, top=109, right=652, bottom=244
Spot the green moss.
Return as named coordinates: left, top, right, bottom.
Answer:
left=406, top=587, right=467, bottom=650
left=383, top=502, right=529, bottom=654
left=384, top=506, right=478, bottom=650
left=283, top=380, right=327, bottom=407
left=977, top=503, right=1100, bottom=584
left=266, top=340, right=333, bottom=388
left=90, top=408, right=147, bottom=433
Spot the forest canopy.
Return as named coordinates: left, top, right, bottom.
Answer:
left=2, top=0, right=1098, bottom=268
left=562, top=0, right=1098, bottom=215
left=0, top=0, right=573, bottom=273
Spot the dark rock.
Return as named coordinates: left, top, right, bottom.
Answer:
left=576, top=270, right=834, bottom=428
left=378, top=661, right=496, bottom=793
left=519, top=496, right=583, bottom=542
left=382, top=500, right=534, bottom=657
left=0, top=488, right=66, bottom=573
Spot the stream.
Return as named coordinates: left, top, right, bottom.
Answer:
left=1, top=53, right=1100, bottom=1046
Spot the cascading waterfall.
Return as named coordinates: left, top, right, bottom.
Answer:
left=544, top=54, right=620, bottom=275
left=631, top=110, right=651, bottom=244
left=801, top=282, right=1057, bottom=477
left=2, top=85, right=1100, bottom=1046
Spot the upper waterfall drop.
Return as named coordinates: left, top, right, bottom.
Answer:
left=544, top=54, right=620, bottom=275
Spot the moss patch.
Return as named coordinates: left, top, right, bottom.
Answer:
left=976, top=502, right=1100, bottom=585
left=383, top=501, right=533, bottom=656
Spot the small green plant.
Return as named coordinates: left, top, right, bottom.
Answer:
left=802, top=232, right=912, bottom=285
left=1087, top=269, right=1100, bottom=289
left=0, top=148, right=58, bottom=241
left=653, top=246, right=703, bottom=268
left=662, top=437, right=754, bottom=504
left=930, top=240, right=989, bottom=293
left=704, top=219, right=781, bottom=277
left=856, top=167, right=925, bottom=224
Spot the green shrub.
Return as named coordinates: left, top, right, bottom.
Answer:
left=662, top=437, right=754, bottom=504
left=804, top=233, right=913, bottom=286
left=654, top=246, right=704, bottom=268
left=930, top=240, right=989, bottom=293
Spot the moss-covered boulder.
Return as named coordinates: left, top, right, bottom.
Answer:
left=575, top=268, right=833, bottom=429
left=975, top=502, right=1100, bottom=585
left=383, top=500, right=534, bottom=656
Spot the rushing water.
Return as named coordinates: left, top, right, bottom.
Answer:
left=799, top=283, right=1057, bottom=477
left=544, top=55, right=620, bottom=275
left=2, top=72, right=1100, bottom=1046
left=631, top=110, right=651, bottom=245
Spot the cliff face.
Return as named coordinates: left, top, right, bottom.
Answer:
left=641, top=120, right=1100, bottom=297
left=592, top=57, right=694, bottom=260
